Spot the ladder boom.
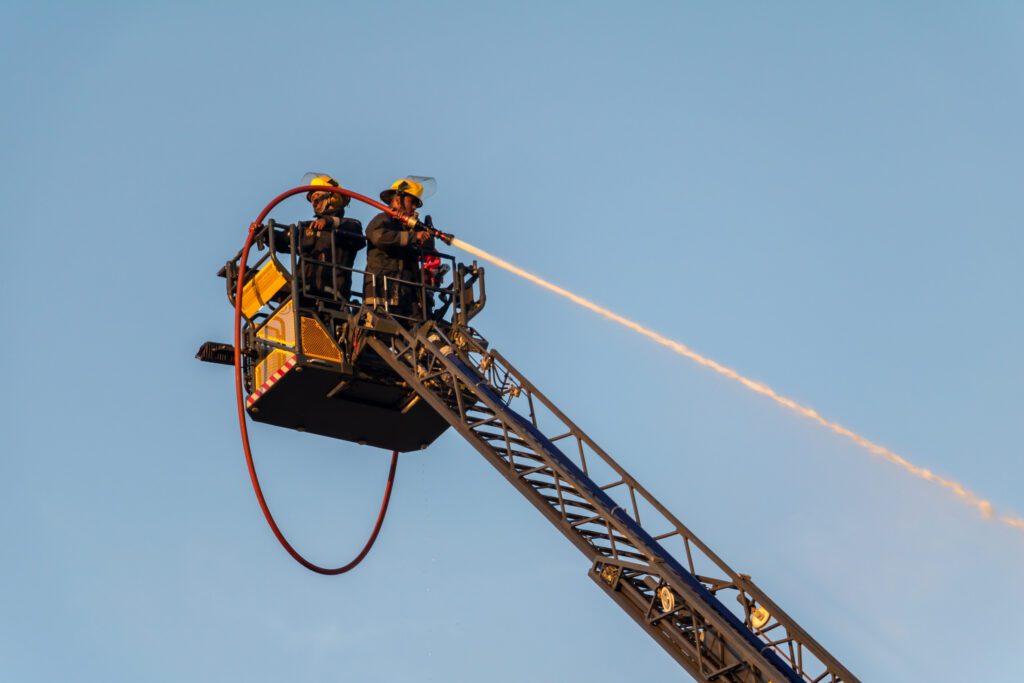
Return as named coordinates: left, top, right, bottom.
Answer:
left=365, top=321, right=857, bottom=683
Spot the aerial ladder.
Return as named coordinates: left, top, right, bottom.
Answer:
left=197, top=187, right=859, bottom=683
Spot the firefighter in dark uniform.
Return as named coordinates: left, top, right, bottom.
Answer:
left=363, top=177, right=435, bottom=319
left=294, top=173, right=366, bottom=305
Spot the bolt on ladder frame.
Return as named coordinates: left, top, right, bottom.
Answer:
left=364, top=321, right=858, bottom=683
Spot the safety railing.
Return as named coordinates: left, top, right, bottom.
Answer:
left=223, top=220, right=486, bottom=390
left=223, top=220, right=485, bottom=326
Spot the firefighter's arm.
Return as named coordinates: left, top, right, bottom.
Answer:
left=367, top=214, right=415, bottom=248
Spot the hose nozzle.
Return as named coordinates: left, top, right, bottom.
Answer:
left=431, top=228, right=455, bottom=245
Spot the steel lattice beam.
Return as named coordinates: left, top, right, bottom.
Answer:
left=364, top=321, right=858, bottom=683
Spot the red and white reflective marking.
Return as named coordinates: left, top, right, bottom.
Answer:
left=246, top=355, right=297, bottom=408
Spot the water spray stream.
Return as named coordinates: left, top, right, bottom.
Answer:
left=451, top=238, right=1024, bottom=531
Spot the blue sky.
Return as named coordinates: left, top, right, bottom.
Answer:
left=2, top=2, right=1023, bottom=681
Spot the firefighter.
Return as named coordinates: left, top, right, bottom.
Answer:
left=294, top=173, right=366, bottom=304
left=363, top=177, right=435, bottom=319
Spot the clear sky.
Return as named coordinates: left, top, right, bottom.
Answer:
left=2, top=2, right=1023, bottom=681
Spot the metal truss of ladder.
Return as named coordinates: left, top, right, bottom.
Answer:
left=365, top=321, right=858, bottom=683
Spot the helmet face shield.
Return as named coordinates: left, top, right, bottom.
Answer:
left=302, top=171, right=338, bottom=187
left=301, top=171, right=348, bottom=207
left=405, top=176, right=436, bottom=200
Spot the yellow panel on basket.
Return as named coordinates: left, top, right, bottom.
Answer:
left=240, top=259, right=287, bottom=318
left=301, top=316, right=342, bottom=362
left=258, top=300, right=295, bottom=346
left=254, top=349, right=294, bottom=388
left=256, top=300, right=340, bottom=364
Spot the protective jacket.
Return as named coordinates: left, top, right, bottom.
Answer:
left=276, top=209, right=365, bottom=300
left=362, top=212, right=434, bottom=311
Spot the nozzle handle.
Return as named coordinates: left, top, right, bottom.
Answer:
left=397, top=215, right=455, bottom=245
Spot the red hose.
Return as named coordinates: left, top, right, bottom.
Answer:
left=233, top=185, right=407, bottom=575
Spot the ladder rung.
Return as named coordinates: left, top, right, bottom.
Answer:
left=537, top=493, right=594, bottom=511
left=593, top=547, right=649, bottom=562
left=498, top=447, right=547, bottom=462
left=570, top=514, right=603, bottom=528
left=475, top=430, right=531, bottom=448
left=578, top=527, right=639, bottom=549
left=515, top=464, right=553, bottom=478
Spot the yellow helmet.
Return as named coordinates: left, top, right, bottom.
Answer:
left=380, top=176, right=436, bottom=208
left=302, top=172, right=348, bottom=207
